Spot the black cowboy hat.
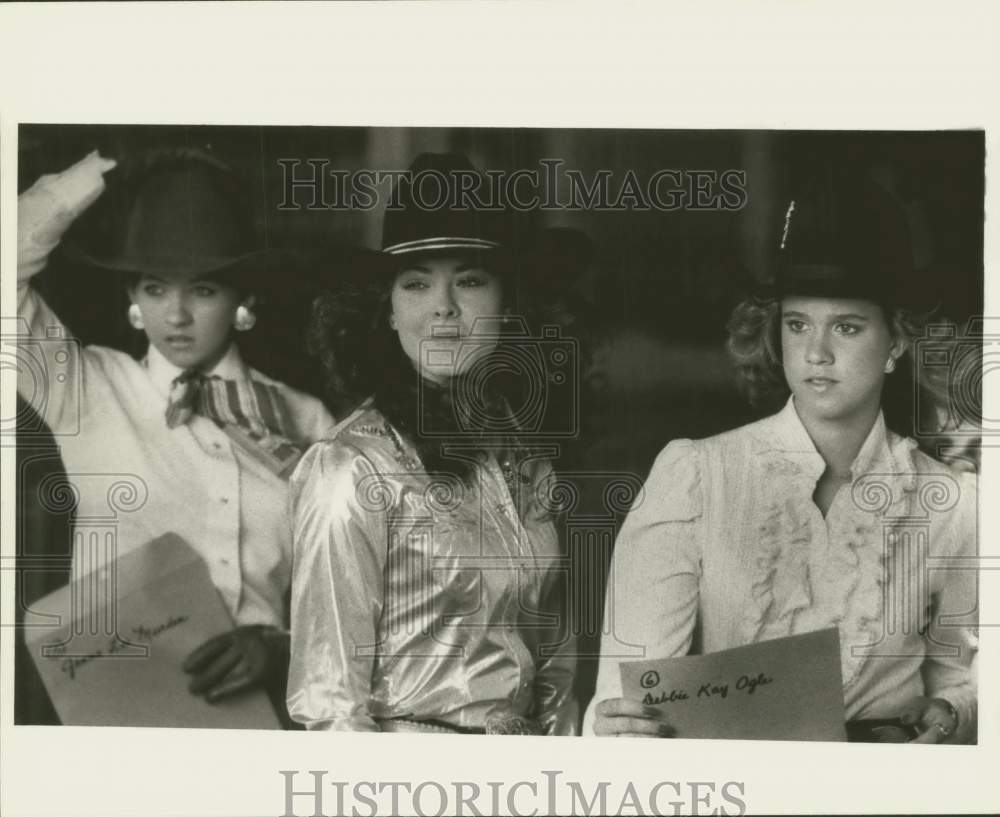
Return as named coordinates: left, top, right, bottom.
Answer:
left=760, top=176, right=934, bottom=311
left=380, top=152, right=597, bottom=339
left=380, top=151, right=593, bottom=287
left=63, top=147, right=393, bottom=301
left=63, top=148, right=296, bottom=282
left=381, top=152, right=511, bottom=259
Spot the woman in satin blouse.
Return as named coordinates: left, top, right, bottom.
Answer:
left=586, top=181, right=978, bottom=743
left=287, top=153, right=579, bottom=734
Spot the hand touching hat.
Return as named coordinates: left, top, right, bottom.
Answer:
left=18, top=151, right=117, bottom=280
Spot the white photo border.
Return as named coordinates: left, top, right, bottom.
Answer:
left=1, top=2, right=998, bottom=815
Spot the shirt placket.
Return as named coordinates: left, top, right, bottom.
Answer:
left=191, top=417, right=243, bottom=617
left=481, top=456, right=537, bottom=711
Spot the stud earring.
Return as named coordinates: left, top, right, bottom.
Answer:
left=128, top=304, right=144, bottom=330
left=389, top=314, right=398, bottom=330
left=234, top=305, right=257, bottom=332
left=884, top=356, right=896, bottom=374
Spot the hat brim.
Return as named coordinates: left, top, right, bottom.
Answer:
left=59, top=240, right=298, bottom=281
left=382, top=237, right=503, bottom=257
left=757, top=262, right=893, bottom=304
left=379, top=227, right=591, bottom=272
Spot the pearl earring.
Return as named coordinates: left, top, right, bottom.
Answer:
left=884, top=357, right=896, bottom=374
left=128, top=304, right=144, bottom=330
left=234, top=305, right=257, bottom=332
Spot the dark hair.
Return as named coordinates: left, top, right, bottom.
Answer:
left=725, top=294, right=973, bottom=447
left=307, top=253, right=531, bottom=483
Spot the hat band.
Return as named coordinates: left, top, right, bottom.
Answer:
left=778, top=262, right=890, bottom=301
left=383, top=236, right=501, bottom=256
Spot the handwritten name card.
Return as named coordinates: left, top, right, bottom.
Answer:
left=620, top=629, right=847, bottom=741
left=25, top=533, right=279, bottom=729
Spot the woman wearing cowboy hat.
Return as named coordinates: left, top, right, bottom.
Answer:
left=585, top=179, right=978, bottom=743
left=16, top=150, right=337, bottom=722
left=287, top=152, right=581, bottom=734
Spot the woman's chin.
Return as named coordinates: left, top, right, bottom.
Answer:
left=794, top=392, right=877, bottom=426
left=153, top=343, right=211, bottom=371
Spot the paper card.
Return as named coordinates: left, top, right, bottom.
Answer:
left=620, top=629, right=847, bottom=741
left=24, top=533, right=280, bottom=729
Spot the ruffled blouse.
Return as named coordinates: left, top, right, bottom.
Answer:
left=584, top=398, right=978, bottom=741
left=287, top=403, right=578, bottom=734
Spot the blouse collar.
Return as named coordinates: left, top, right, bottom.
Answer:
left=759, top=396, right=907, bottom=482
left=144, top=341, right=248, bottom=398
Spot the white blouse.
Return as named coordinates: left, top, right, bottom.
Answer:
left=584, top=398, right=978, bottom=742
left=17, top=161, right=336, bottom=628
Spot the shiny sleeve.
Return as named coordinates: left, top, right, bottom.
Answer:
left=286, top=440, right=390, bottom=732
left=922, top=470, right=978, bottom=743
left=582, top=439, right=703, bottom=734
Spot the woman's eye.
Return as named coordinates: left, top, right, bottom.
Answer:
left=193, top=286, right=217, bottom=297
left=142, top=284, right=164, bottom=297
left=784, top=319, right=807, bottom=333
left=834, top=323, right=861, bottom=336
left=400, top=278, right=428, bottom=291
left=457, top=276, right=485, bottom=288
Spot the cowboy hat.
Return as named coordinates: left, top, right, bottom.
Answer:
left=63, top=148, right=294, bottom=282
left=380, top=152, right=592, bottom=285
left=760, top=175, right=935, bottom=311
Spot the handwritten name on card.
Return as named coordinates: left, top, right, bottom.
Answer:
left=641, top=671, right=774, bottom=705
left=27, top=533, right=279, bottom=728
left=620, top=629, right=847, bottom=741
left=48, top=615, right=190, bottom=681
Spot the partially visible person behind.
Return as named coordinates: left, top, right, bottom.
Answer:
left=16, top=150, right=337, bottom=724
left=585, top=178, right=978, bottom=743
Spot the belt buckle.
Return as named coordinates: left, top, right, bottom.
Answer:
left=484, top=712, right=542, bottom=736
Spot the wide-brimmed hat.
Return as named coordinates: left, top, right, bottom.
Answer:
left=379, top=152, right=593, bottom=291
left=759, top=177, right=934, bottom=310
left=64, top=148, right=294, bottom=282
left=381, top=152, right=512, bottom=259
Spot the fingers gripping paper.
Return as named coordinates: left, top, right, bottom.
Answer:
left=620, top=629, right=847, bottom=741
left=24, top=533, right=280, bottom=728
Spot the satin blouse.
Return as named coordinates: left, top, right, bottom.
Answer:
left=287, top=403, right=579, bottom=734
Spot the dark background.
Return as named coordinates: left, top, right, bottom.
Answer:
left=14, top=124, right=985, bottom=716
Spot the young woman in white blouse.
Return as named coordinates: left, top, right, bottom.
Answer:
left=586, top=180, right=977, bottom=743
left=17, top=150, right=336, bottom=718
left=287, top=153, right=579, bottom=734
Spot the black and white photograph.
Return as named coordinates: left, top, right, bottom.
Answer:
left=1, top=4, right=997, bottom=817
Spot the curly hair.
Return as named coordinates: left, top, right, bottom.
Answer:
left=725, top=295, right=976, bottom=446
left=307, top=254, right=536, bottom=483
left=725, top=297, right=787, bottom=413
